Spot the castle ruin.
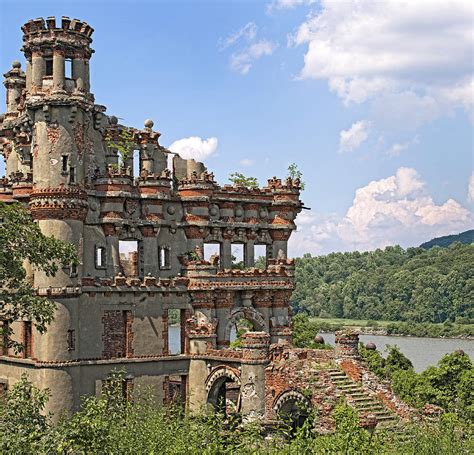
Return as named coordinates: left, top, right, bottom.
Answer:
left=0, top=17, right=415, bottom=432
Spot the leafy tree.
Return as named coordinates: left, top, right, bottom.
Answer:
left=0, top=373, right=50, bottom=453
left=228, top=172, right=259, bottom=189
left=384, top=345, right=413, bottom=377
left=287, top=162, right=305, bottom=190
left=0, top=203, right=77, bottom=353
left=105, top=128, right=135, bottom=166
left=292, top=243, right=474, bottom=327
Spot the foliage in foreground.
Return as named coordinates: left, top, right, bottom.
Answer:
left=359, top=345, right=474, bottom=421
left=0, top=202, right=77, bottom=352
left=1, top=373, right=472, bottom=454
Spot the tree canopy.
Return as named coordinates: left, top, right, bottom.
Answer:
left=0, top=202, right=77, bottom=351
left=292, top=243, right=473, bottom=324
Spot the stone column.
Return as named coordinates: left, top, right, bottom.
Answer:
left=221, top=238, right=232, bottom=269
left=31, top=53, right=45, bottom=89
left=244, top=240, right=254, bottom=267
left=105, top=230, right=120, bottom=276
left=25, top=59, right=32, bottom=91
left=83, top=60, right=90, bottom=91
left=240, top=332, right=270, bottom=422
left=186, top=318, right=216, bottom=414
left=72, top=57, right=85, bottom=83
left=53, top=50, right=65, bottom=92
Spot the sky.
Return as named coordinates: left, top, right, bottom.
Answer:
left=1, top=0, right=473, bottom=256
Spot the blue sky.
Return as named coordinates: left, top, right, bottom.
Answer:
left=1, top=0, right=473, bottom=255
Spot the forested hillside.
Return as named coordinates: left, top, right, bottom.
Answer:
left=420, top=229, right=473, bottom=249
left=291, top=243, right=473, bottom=324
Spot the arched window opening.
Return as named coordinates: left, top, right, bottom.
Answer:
left=206, top=369, right=241, bottom=419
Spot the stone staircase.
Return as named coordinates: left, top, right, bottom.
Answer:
left=327, top=368, right=399, bottom=430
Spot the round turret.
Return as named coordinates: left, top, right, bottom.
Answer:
left=21, top=16, right=94, bottom=94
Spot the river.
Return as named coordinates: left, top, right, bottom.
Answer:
left=168, top=326, right=473, bottom=372
left=318, top=332, right=474, bottom=372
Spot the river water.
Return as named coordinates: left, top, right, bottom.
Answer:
left=168, top=326, right=473, bottom=372
left=318, top=332, right=474, bottom=372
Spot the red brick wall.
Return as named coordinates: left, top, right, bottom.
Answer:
left=102, top=310, right=134, bottom=359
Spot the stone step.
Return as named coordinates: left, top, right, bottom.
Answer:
left=354, top=404, right=385, bottom=411
left=339, top=387, right=364, bottom=392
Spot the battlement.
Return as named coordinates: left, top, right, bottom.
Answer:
left=21, top=16, right=93, bottom=40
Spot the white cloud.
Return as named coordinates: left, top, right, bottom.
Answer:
left=239, top=158, right=255, bottom=166
left=220, top=22, right=277, bottom=74
left=291, top=0, right=473, bottom=124
left=218, top=22, right=257, bottom=50
left=468, top=174, right=474, bottom=202
left=339, top=120, right=370, bottom=153
left=289, top=167, right=473, bottom=256
left=230, top=40, right=276, bottom=75
left=387, top=136, right=419, bottom=157
left=168, top=136, right=218, bottom=161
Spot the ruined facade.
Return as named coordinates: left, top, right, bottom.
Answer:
left=0, top=17, right=415, bottom=432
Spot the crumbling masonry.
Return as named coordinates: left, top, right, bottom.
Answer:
left=0, top=17, right=415, bottom=432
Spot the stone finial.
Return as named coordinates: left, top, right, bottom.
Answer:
left=12, top=61, right=21, bottom=69
left=109, top=115, right=118, bottom=125
left=314, top=335, right=324, bottom=344
left=144, top=119, right=154, bottom=129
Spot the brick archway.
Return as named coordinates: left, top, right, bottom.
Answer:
left=205, top=366, right=241, bottom=414
left=223, top=307, right=266, bottom=344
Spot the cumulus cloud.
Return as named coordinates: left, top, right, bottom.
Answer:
left=469, top=174, right=474, bottom=202
left=220, top=23, right=277, bottom=74
left=339, top=120, right=370, bottom=153
left=168, top=136, right=218, bottom=161
left=290, top=0, right=473, bottom=125
left=387, top=136, right=419, bottom=157
left=289, top=167, right=473, bottom=256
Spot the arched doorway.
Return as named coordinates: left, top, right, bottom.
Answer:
left=205, top=367, right=241, bottom=417
left=274, top=391, right=312, bottom=435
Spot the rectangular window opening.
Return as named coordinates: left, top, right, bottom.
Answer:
left=62, top=155, right=69, bottom=173
left=204, top=243, right=220, bottom=264
left=119, top=240, right=138, bottom=277
left=95, top=246, right=106, bottom=268
left=132, top=149, right=140, bottom=178
left=69, top=167, right=76, bottom=184
left=67, top=329, right=75, bottom=351
left=167, top=374, right=185, bottom=405
left=254, top=244, right=267, bottom=269
left=23, top=321, right=32, bottom=358
left=65, top=59, right=72, bottom=78
left=45, top=58, right=53, bottom=76
left=168, top=309, right=181, bottom=355
left=159, top=246, right=171, bottom=269
left=70, top=263, right=78, bottom=277
left=231, top=243, right=244, bottom=269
